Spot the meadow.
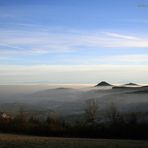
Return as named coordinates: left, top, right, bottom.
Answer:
left=0, top=133, right=148, bottom=148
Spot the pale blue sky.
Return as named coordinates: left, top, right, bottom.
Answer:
left=0, top=0, right=148, bottom=84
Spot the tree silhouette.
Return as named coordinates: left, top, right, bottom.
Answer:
left=85, top=99, right=98, bottom=123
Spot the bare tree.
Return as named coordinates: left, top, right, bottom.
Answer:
left=16, top=107, right=27, bottom=123
left=85, top=99, right=98, bottom=123
left=105, top=103, right=122, bottom=124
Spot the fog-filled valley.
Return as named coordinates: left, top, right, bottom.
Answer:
left=0, top=83, right=148, bottom=118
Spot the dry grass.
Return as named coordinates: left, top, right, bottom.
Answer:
left=0, top=133, right=148, bottom=148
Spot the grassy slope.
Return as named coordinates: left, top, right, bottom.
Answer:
left=0, top=134, right=148, bottom=148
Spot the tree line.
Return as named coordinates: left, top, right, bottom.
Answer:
left=0, top=99, right=148, bottom=139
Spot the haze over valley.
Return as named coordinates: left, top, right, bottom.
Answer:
left=0, top=82, right=148, bottom=119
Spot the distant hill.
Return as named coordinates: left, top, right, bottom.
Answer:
left=95, top=81, right=112, bottom=87
left=113, top=83, right=140, bottom=89
left=124, top=83, right=139, bottom=86
left=55, top=87, right=73, bottom=90
left=142, top=85, right=148, bottom=88
left=112, top=86, right=138, bottom=89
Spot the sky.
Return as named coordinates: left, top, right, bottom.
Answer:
left=0, top=0, right=148, bottom=84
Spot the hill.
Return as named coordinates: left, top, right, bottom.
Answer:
left=124, top=83, right=138, bottom=86
left=95, top=81, right=112, bottom=87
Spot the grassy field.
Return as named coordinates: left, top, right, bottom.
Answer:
left=0, top=134, right=148, bottom=148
